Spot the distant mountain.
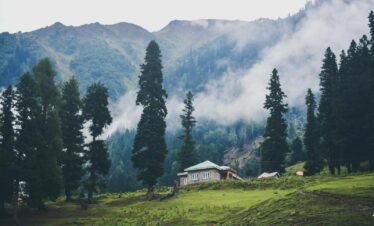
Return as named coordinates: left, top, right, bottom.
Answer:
left=0, top=10, right=304, bottom=98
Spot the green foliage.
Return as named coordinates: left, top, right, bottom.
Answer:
left=177, top=91, right=197, bottom=170
left=31, top=58, right=63, bottom=209
left=107, top=130, right=141, bottom=192
left=83, top=82, right=112, bottom=198
left=83, top=82, right=112, bottom=139
left=0, top=85, right=15, bottom=214
left=289, top=137, right=305, bottom=166
left=60, top=77, right=84, bottom=200
left=318, top=47, right=340, bottom=174
left=261, top=68, right=289, bottom=173
left=132, top=41, right=168, bottom=193
left=304, top=89, right=322, bottom=176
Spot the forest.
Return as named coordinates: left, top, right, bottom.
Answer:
left=0, top=5, right=373, bottom=222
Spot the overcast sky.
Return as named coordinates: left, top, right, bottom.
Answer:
left=0, top=0, right=311, bottom=33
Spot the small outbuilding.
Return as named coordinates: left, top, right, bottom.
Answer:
left=177, top=160, right=242, bottom=186
left=257, top=172, right=280, bottom=179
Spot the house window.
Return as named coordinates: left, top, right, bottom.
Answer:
left=202, top=172, right=210, bottom=179
left=191, top=173, right=198, bottom=181
left=183, top=178, right=188, bottom=185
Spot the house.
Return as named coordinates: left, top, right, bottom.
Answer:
left=257, top=172, right=280, bottom=178
left=177, top=160, right=242, bottom=186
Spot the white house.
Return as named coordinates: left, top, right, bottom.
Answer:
left=177, top=160, right=242, bottom=186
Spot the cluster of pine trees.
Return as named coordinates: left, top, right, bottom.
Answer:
left=261, top=11, right=374, bottom=176
left=304, top=11, right=374, bottom=175
left=0, top=58, right=112, bottom=215
left=131, top=41, right=199, bottom=199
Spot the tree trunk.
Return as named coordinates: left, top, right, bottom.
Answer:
left=65, top=188, right=72, bottom=202
left=12, top=180, right=19, bottom=226
left=336, top=165, right=341, bottom=175
left=346, top=164, right=352, bottom=173
left=37, top=199, right=46, bottom=211
left=328, top=164, right=335, bottom=175
left=88, top=191, right=93, bottom=200
left=146, top=186, right=155, bottom=200
left=352, top=162, right=359, bottom=172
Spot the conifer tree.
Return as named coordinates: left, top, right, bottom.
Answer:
left=132, top=41, right=168, bottom=199
left=289, top=137, right=305, bottom=165
left=335, top=50, right=352, bottom=172
left=15, top=73, right=39, bottom=209
left=177, top=91, right=197, bottom=170
left=303, top=89, right=322, bottom=176
left=318, top=47, right=339, bottom=174
left=337, top=41, right=364, bottom=172
left=60, top=77, right=84, bottom=201
left=83, top=82, right=112, bottom=199
left=356, top=36, right=371, bottom=170
left=0, top=86, right=15, bottom=215
left=368, top=11, right=374, bottom=170
left=28, top=58, right=63, bottom=210
left=260, top=68, right=289, bottom=173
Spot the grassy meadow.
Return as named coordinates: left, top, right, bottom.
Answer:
left=1, top=173, right=373, bottom=225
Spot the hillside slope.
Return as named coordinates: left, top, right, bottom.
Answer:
left=2, top=173, right=373, bottom=225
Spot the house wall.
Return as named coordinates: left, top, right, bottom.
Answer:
left=179, top=176, right=188, bottom=186
left=184, top=169, right=221, bottom=185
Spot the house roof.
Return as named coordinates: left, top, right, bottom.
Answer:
left=184, top=160, right=223, bottom=172
left=177, top=172, right=188, bottom=176
left=258, top=172, right=280, bottom=178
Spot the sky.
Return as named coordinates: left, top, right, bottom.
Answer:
left=0, top=0, right=310, bottom=33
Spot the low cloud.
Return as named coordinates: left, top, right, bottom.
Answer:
left=105, top=0, right=374, bottom=136
left=193, top=0, right=374, bottom=124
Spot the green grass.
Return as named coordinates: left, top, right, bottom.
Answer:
left=1, top=174, right=374, bottom=226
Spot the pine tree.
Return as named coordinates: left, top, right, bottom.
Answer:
left=83, top=82, right=112, bottom=199
left=335, top=50, right=352, bottom=172
left=177, top=91, right=197, bottom=170
left=132, top=41, right=168, bottom=199
left=356, top=36, right=371, bottom=171
left=0, top=86, right=15, bottom=215
left=303, top=89, right=322, bottom=176
left=368, top=11, right=374, bottom=170
left=289, top=137, right=305, bottom=165
left=318, top=47, right=339, bottom=174
left=60, top=77, right=84, bottom=201
left=15, top=72, right=39, bottom=209
left=260, top=68, right=289, bottom=173
left=28, top=58, right=63, bottom=210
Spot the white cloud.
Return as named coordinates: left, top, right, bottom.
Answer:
left=105, top=0, right=374, bottom=136
left=192, top=0, right=374, bottom=124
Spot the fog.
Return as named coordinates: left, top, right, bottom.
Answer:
left=105, top=0, right=374, bottom=137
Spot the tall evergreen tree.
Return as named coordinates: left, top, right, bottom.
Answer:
left=132, top=41, right=168, bottom=199
left=368, top=11, right=374, bottom=170
left=335, top=50, right=352, bottom=172
left=28, top=58, right=63, bottom=210
left=177, top=91, right=197, bottom=170
left=60, top=77, right=84, bottom=201
left=289, top=137, right=305, bottom=165
left=337, top=41, right=365, bottom=172
left=15, top=73, right=39, bottom=210
left=83, top=82, right=112, bottom=199
left=303, top=89, right=322, bottom=176
left=0, top=86, right=15, bottom=215
left=260, top=68, right=289, bottom=173
left=356, top=36, right=371, bottom=170
left=318, top=47, right=339, bottom=174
